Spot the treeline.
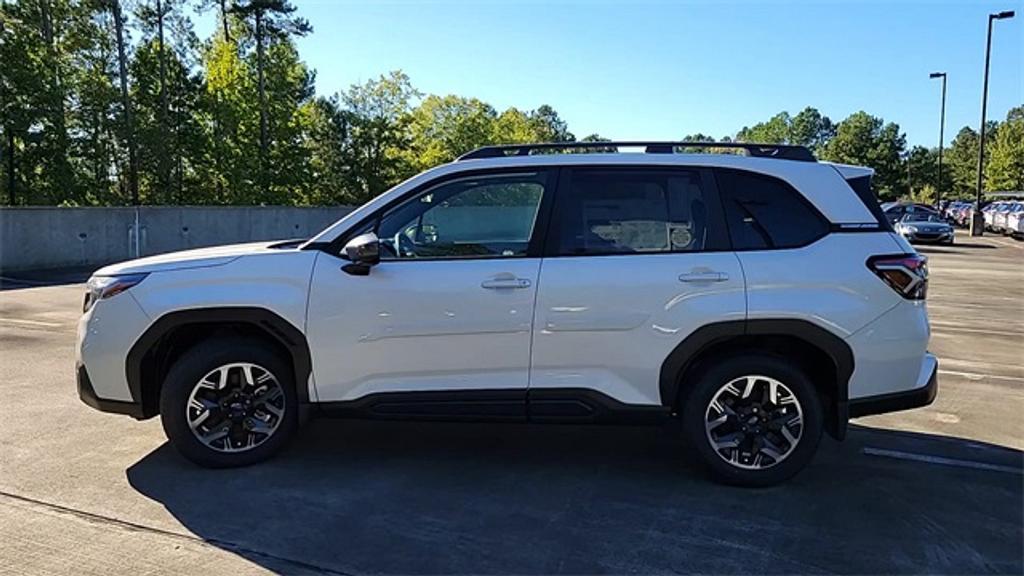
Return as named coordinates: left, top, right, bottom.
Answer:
left=1, top=1, right=1021, bottom=207
left=717, top=105, right=1023, bottom=202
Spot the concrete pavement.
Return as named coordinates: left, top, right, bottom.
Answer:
left=1, top=230, right=1021, bottom=574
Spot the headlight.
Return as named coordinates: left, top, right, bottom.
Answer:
left=905, top=225, right=918, bottom=233
left=83, top=273, right=148, bottom=312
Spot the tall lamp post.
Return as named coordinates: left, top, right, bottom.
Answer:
left=929, top=72, right=946, bottom=211
left=971, top=10, right=1016, bottom=236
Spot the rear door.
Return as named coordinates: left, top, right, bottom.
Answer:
left=529, top=166, right=746, bottom=408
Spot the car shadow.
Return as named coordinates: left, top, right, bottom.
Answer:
left=126, top=419, right=1023, bottom=575
left=917, top=242, right=998, bottom=255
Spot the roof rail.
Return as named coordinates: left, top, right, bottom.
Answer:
left=457, top=141, right=817, bottom=162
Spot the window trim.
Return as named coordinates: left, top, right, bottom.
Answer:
left=324, top=167, right=558, bottom=262
left=542, top=165, right=731, bottom=258
left=711, top=167, right=831, bottom=252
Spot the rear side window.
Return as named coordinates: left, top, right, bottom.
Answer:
left=552, top=168, right=723, bottom=256
left=846, top=174, right=892, bottom=230
left=716, top=169, right=828, bottom=250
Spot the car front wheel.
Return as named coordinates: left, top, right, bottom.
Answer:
left=682, top=354, right=823, bottom=487
left=159, top=338, right=298, bottom=468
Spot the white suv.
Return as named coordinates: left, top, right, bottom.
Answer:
left=77, top=142, right=937, bottom=486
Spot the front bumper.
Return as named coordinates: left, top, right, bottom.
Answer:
left=902, top=230, right=954, bottom=243
left=77, top=363, right=146, bottom=419
left=848, top=356, right=938, bottom=418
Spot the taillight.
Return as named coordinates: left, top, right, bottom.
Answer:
left=867, top=253, right=928, bottom=300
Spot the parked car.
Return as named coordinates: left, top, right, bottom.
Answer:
left=949, top=202, right=971, bottom=227
left=894, top=212, right=955, bottom=244
left=76, top=141, right=937, bottom=487
left=983, top=201, right=1005, bottom=231
left=883, top=202, right=938, bottom=225
left=944, top=201, right=971, bottom=227
left=1006, top=204, right=1024, bottom=238
left=993, top=201, right=1022, bottom=234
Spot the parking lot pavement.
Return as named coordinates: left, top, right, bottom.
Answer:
left=1, top=230, right=1021, bottom=575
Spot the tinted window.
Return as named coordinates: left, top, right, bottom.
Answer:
left=717, top=169, right=828, bottom=250
left=377, top=172, right=546, bottom=260
left=554, top=169, right=712, bottom=256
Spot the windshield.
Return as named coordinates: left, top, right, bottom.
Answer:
left=902, top=213, right=944, bottom=223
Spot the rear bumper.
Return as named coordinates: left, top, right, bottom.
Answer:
left=848, top=355, right=938, bottom=418
left=77, top=363, right=146, bottom=419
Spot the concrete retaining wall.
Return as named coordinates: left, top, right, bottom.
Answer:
left=0, top=206, right=355, bottom=272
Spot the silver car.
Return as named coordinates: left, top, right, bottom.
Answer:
left=895, top=213, right=954, bottom=245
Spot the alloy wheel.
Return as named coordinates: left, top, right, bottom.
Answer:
left=185, top=362, right=286, bottom=453
left=704, top=375, right=804, bottom=470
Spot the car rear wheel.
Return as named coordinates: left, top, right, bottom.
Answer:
left=159, top=338, right=298, bottom=468
left=681, top=354, right=823, bottom=487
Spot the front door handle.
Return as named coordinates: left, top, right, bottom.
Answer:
left=679, top=271, right=729, bottom=283
left=481, top=278, right=532, bottom=290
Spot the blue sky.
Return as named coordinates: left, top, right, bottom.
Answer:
left=197, top=0, right=1022, bottom=147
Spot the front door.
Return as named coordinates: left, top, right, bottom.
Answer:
left=306, top=170, right=553, bottom=412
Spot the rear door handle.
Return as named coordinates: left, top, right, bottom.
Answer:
left=481, top=278, right=532, bottom=290
left=679, top=271, right=729, bottom=283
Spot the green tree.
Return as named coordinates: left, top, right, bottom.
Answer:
left=789, top=107, right=834, bottom=152
left=202, top=35, right=258, bottom=203
left=303, top=95, right=352, bottom=205
left=736, top=107, right=833, bottom=153
left=406, top=94, right=497, bottom=171
left=529, top=104, right=574, bottom=142
left=987, top=106, right=1024, bottom=192
left=946, top=126, right=980, bottom=199
left=67, top=2, right=121, bottom=204
left=1, top=0, right=86, bottom=204
left=737, top=112, right=791, bottom=145
left=340, top=70, right=420, bottom=202
left=492, top=107, right=536, bottom=144
left=911, top=183, right=937, bottom=205
left=198, top=0, right=233, bottom=43
left=229, top=0, right=310, bottom=195
left=260, top=38, right=316, bottom=204
left=132, top=38, right=206, bottom=203
left=906, top=145, right=937, bottom=201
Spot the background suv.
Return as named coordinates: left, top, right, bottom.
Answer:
left=77, top=142, right=936, bottom=487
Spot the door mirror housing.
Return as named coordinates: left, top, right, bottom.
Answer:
left=341, top=232, right=380, bottom=275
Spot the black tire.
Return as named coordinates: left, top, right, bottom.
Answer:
left=159, top=337, right=298, bottom=468
left=681, top=353, right=823, bottom=487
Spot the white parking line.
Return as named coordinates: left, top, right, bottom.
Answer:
left=930, top=323, right=1024, bottom=338
left=937, top=369, right=1024, bottom=384
left=0, top=317, right=63, bottom=328
left=863, top=447, right=1023, bottom=475
left=985, top=237, right=1024, bottom=250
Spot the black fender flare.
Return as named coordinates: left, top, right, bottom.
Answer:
left=126, top=307, right=313, bottom=417
left=658, top=319, right=854, bottom=435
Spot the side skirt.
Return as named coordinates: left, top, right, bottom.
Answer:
left=317, top=388, right=671, bottom=425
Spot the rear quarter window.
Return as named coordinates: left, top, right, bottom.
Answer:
left=715, top=169, right=829, bottom=250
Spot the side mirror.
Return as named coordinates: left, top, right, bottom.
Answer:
left=341, top=232, right=380, bottom=276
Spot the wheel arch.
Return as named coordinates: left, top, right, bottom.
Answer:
left=660, top=319, right=854, bottom=439
left=126, top=307, right=312, bottom=419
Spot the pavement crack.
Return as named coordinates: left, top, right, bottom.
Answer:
left=0, top=490, right=354, bottom=576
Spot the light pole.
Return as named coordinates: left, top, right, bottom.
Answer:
left=929, top=72, right=946, bottom=210
left=971, top=10, right=1016, bottom=236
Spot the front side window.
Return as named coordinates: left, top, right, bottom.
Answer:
left=716, top=169, right=828, bottom=250
left=554, top=169, right=712, bottom=256
left=377, top=172, right=546, bottom=260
